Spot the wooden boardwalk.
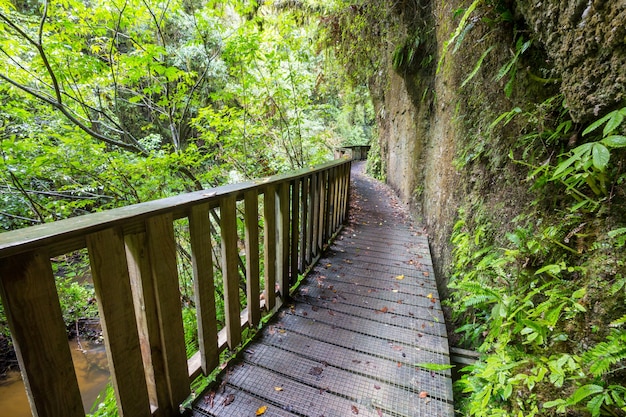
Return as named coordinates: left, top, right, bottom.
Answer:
left=191, top=162, right=454, bottom=417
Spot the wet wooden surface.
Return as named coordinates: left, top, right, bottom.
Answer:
left=192, top=162, right=454, bottom=417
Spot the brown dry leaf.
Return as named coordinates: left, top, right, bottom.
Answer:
left=223, top=394, right=235, bottom=406
left=351, top=405, right=359, bottom=414
left=423, top=271, right=430, bottom=277
left=256, top=405, right=268, bottom=415
left=274, top=386, right=284, bottom=391
left=430, top=298, right=436, bottom=303
left=278, top=329, right=286, bottom=334
left=309, top=366, right=324, bottom=376
left=380, top=306, right=389, bottom=313
left=328, top=310, right=335, bottom=316
left=392, top=345, right=403, bottom=351
left=397, top=300, right=403, bottom=304
left=395, top=274, right=405, bottom=280
left=397, top=362, right=402, bottom=368
left=419, top=391, right=428, bottom=398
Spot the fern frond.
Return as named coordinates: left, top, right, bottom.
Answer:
left=583, top=330, right=626, bottom=377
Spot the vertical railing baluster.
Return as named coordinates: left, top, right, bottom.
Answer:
left=145, top=215, right=191, bottom=410
left=290, top=179, right=300, bottom=285
left=189, top=204, right=219, bottom=374
left=318, top=170, right=327, bottom=249
left=220, top=195, right=241, bottom=348
left=309, top=174, right=318, bottom=260
left=264, top=184, right=277, bottom=310
left=244, top=191, right=261, bottom=327
left=311, top=173, right=320, bottom=257
left=300, top=176, right=310, bottom=272
left=88, top=228, right=153, bottom=417
left=0, top=251, right=85, bottom=417
left=276, top=181, right=290, bottom=301
left=125, top=232, right=169, bottom=415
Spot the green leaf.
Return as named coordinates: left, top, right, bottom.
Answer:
left=602, top=135, right=626, bottom=148
left=569, top=384, right=604, bottom=405
left=603, top=111, right=624, bottom=136
left=587, top=393, right=605, bottom=417
left=543, top=398, right=566, bottom=408
left=535, top=264, right=561, bottom=275
left=583, top=112, right=614, bottom=136
left=461, top=46, right=494, bottom=88
left=592, top=143, right=610, bottom=171
left=414, top=363, right=454, bottom=371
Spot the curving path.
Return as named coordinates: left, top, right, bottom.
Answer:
left=192, top=161, right=454, bottom=417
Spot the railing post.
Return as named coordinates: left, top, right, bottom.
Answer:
left=87, top=228, right=152, bottom=417
left=146, top=215, right=191, bottom=410
left=189, top=203, right=219, bottom=374
left=308, top=174, right=318, bottom=261
left=263, top=184, right=277, bottom=310
left=290, top=179, right=300, bottom=285
left=244, top=191, right=261, bottom=327
left=317, top=170, right=327, bottom=249
left=0, top=251, right=84, bottom=417
left=220, top=195, right=242, bottom=348
left=311, top=173, right=321, bottom=257
left=300, top=176, right=310, bottom=272
left=276, top=181, right=290, bottom=300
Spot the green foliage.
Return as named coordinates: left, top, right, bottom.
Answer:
left=493, top=36, right=532, bottom=98
left=451, top=106, right=626, bottom=416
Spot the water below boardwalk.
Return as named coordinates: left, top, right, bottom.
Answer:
left=0, top=339, right=110, bottom=416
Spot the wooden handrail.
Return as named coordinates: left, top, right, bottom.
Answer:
left=0, top=159, right=352, bottom=417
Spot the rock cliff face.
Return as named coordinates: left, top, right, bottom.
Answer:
left=516, top=0, right=626, bottom=122
left=371, top=0, right=626, bottom=294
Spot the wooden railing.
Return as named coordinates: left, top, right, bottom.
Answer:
left=0, top=159, right=352, bottom=417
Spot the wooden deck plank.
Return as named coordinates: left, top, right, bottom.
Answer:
left=192, top=162, right=454, bottom=417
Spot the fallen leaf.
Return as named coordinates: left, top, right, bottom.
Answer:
left=351, top=405, right=359, bottom=414
left=309, top=366, right=323, bottom=376
left=328, top=310, right=335, bottom=316
left=397, top=300, right=403, bottom=304
left=374, top=384, right=381, bottom=390
left=380, top=306, right=389, bottom=313
left=274, top=386, right=284, bottom=391
left=395, top=275, right=405, bottom=280
left=423, top=271, right=430, bottom=277
left=204, top=391, right=215, bottom=408
left=397, top=362, right=402, bottom=368
left=222, top=394, right=235, bottom=406
left=352, top=360, right=362, bottom=364
left=430, top=298, right=436, bottom=303
left=278, top=329, right=286, bottom=334
left=419, top=391, right=428, bottom=398
left=256, top=405, right=268, bottom=415
left=427, top=293, right=433, bottom=299
left=392, top=345, right=403, bottom=351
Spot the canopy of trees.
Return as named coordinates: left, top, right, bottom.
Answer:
left=0, top=0, right=375, bottom=230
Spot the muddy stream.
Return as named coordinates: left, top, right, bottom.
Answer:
left=0, top=339, right=110, bottom=416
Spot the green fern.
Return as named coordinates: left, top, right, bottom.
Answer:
left=583, top=330, right=626, bottom=377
